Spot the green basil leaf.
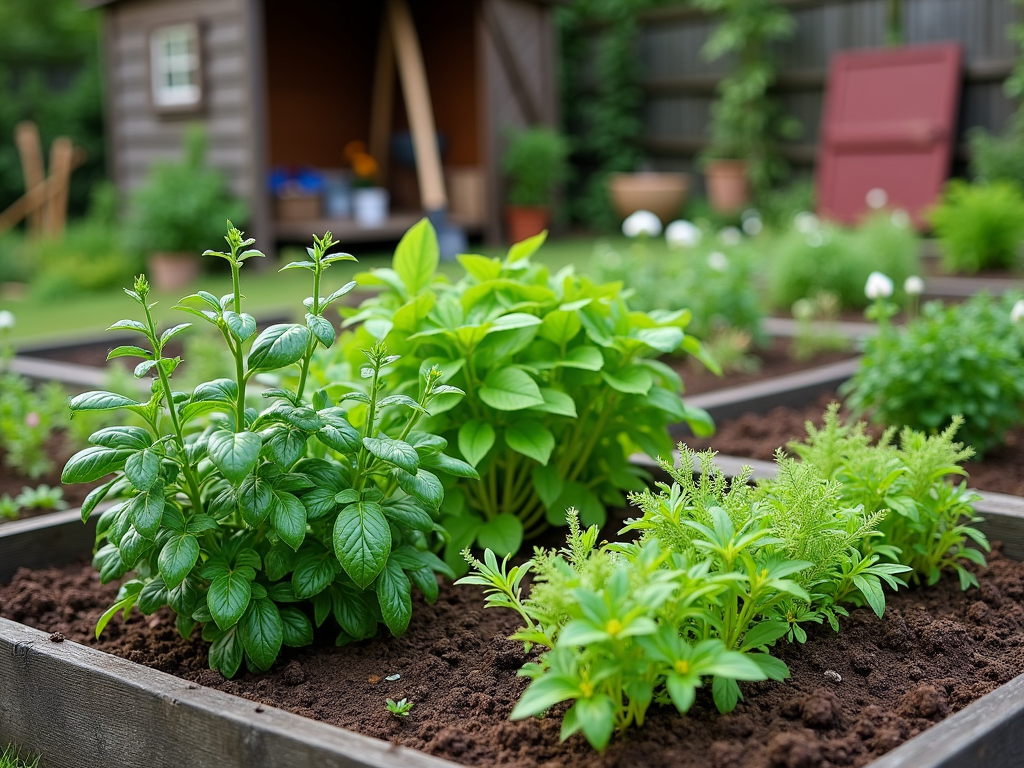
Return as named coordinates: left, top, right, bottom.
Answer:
left=280, top=606, right=314, bottom=647
left=529, top=388, right=578, bottom=418
left=127, top=481, right=165, bottom=539
left=208, top=571, right=253, bottom=630
left=238, top=474, right=274, bottom=526
left=300, top=487, right=337, bottom=520
left=505, top=420, right=555, bottom=465
left=476, top=514, right=524, bottom=557
left=601, top=365, right=653, bottom=395
left=306, top=312, right=336, bottom=347
left=271, top=490, right=307, bottom=550
left=376, top=556, right=412, bottom=636
left=393, top=468, right=444, bottom=510
left=223, top=311, right=257, bottom=342
left=479, top=367, right=544, bottom=411
left=62, top=446, right=132, bottom=484
left=333, top=501, right=391, bottom=589
left=207, top=430, right=262, bottom=484
left=158, top=534, right=200, bottom=589
left=138, top=578, right=169, bottom=615
left=292, top=553, right=336, bottom=599
left=124, top=448, right=160, bottom=492
left=240, top=597, right=284, bottom=671
left=393, top=217, right=438, bottom=296
left=458, top=420, right=495, bottom=467
left=247, top=323, right=311, bottom=371
left=209, top=625, right=244, bottom=678
left=420, top=452, right=480, bottom=479
left=89, top=426, right=153, bottom=451
left=362, top=435, right=419, bottom=473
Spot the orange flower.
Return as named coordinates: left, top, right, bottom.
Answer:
left=352, top=152, right=379, bottom=180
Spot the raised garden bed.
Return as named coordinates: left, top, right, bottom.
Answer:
left=3, top=480, right=1024, bottom=768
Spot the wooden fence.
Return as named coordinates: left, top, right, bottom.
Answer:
left=611, top=0, right=1022, bottom=176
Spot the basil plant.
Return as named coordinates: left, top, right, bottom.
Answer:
left=321, top=220, right=715, bottom=571
left=62, top=225, right=470, bottom=677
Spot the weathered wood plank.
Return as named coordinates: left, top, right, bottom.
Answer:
left=0, top=618, right=459, bottom=768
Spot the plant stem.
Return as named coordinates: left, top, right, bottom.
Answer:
left=295, top=267, right=322, bottom=404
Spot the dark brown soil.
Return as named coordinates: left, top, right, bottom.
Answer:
left=684, top=395, right=1024, bottom=497
left=675, top=338, right=856, bottom=396
left=3, top=545, right=1023, bottom=768
left=0, top=433, right=99, bottom=523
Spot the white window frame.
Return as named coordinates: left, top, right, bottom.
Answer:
left=150, top=23, right=202, bottom=111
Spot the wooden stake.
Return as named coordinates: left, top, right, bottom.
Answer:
left=388, top=0, right=448, bottom=211
left=369, top=6, right=396, bottom=182
left=15, top=122, right=45, bottom=237
left=43, top=137, right=74, bottom=238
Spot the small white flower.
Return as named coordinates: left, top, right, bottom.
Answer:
left=865, top=271, right=894, bottom=300
left=1012, top=299, right=1024, bottom=324
left=890, top=209, right=910, bottom=229
left=793, top=211, right=820, bottom=234
left=792, top=298, right=815, bottom=321
left=664, top=219, right=701, bottom=249
left=806, top=231, right=825, bottom=248
left=0, top=310, right=14, bottom=330
left=707, top=251, right=729, bottom=272
left=622, top=210, right=663, bottom=238
left=719, top=226, right=742, bottom=246
left=866, top=187, right=889, bottom=210
left=904, top=275, right=925, bottom=296
left=742, top=216, right=763, bottom=236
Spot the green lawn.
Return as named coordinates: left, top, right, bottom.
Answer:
left=3, top=235, right=604, bottom=347
left=0, top=746, right=38, bottom=768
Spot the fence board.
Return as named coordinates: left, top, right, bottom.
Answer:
left=586, top=0, right=1023, bottom=173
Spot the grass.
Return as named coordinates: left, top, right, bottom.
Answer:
left=0, top=746, right=39, bottom=768
left=2, top=235, right=602, bottom=347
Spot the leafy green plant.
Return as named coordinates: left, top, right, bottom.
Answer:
left=502, top=128, right=570, bottom=208
left=459, top=513, right=770, bottom=750
left=695, top=0, right=800, bottom=194
left=790, top=404, right=989, bottom=589
left=0, top=372, right=74, bottom=479
left=386, top=697, right=414, bottom=717
left=928, top=180, right=1024, bottom=274
left=790, top=291, right=851, bottom=361
left=0, top=745, right=39, bottom=768
left=844, top=292, right=1024, bottom=456
left=14, top=484, right=67, bottom=511
left=61, top=224, right=467, bottom=677
left=124, top=126, right=246, bottom=257
left=326, top=221, right=714, bottom=569
left=768, top=212, right=920, bottom=309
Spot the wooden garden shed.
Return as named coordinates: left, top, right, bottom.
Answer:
left=88, top=0, right=561, bottom=249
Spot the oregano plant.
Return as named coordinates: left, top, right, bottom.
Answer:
left=61, top=224, right=472, bottom=676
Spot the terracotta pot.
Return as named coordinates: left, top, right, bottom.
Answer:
left=148, top=252, right=199, bottom=292
left=505, top=205, right=550, bottom=244
left=608, top=172, right=690, bottom=223
left=705, top=160, right=750, bottom=215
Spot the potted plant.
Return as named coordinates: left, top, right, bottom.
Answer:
left=124, top=125, right=245, bottom=291
left=348, top=143, right=389, bottom=228
left=501, top=127, right=569, bottom=243
left=607, top=169, right=690, bottom=224
left=695, top=0, right=799, bottom=214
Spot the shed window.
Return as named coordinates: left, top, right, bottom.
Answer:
left=150, top=23, right=202, bottom=109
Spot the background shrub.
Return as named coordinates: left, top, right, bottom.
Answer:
left=843, top=293, right=1024, bottom=456
left=928, top=180, right=1024, bottom=274
left=768, top=212, right=919, bottom=309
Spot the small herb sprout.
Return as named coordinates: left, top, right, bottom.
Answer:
left=386, top=698, right=414, bottom=717
left=0, top=495, right=18, bottom=520
left=14, top=485, right=67, bottom=511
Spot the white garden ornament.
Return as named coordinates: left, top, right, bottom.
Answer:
left=622, top=210, right=663, bottom=238
left=0, top=310, right=14, bottom=330
left=665, top=219, right=702, bottom=249
left=865, top=271, right=894, bottom=300
left=904, top=275, right=925, bottom=296
left=1012, top=299, right=1024, bottom=324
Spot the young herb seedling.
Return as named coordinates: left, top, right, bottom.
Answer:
left=386, top=698, right=414, bottom=717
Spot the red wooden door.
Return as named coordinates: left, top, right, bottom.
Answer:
left=816, top=42, right=963, bottom=227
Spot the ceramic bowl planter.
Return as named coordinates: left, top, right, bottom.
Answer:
left=353, top=187, right=390, bottom=227
left=705, top=160, right=751, bottom=215
left=147, top=252, right=200, bottom=292
left=505, top=204, right=550, bottom=244
left=608, top=172, right=690, bottom=223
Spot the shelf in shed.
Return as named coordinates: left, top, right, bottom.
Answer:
left=272, top=211, right=483, bottom=245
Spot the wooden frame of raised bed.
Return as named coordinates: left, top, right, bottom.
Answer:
left=3, top=478, right=1024, bottom=768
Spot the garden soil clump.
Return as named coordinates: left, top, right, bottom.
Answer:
left=4, top=548, right=1024, bottom=768
left=684, top=394, right=1024, bottom=497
